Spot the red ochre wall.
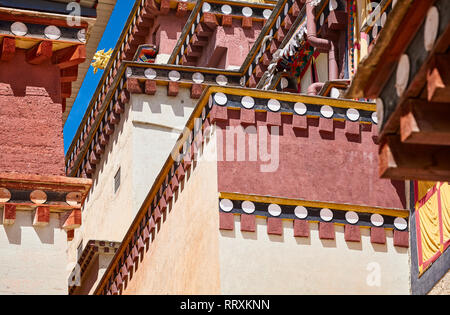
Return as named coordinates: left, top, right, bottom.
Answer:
left=0, top=50, right=65, bottom=176
left=216, top=110, right=406, bottom=210
left=196, top=19, right=264, bottom=69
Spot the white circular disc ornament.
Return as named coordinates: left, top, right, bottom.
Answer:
left=30, top=190, right=47, bottom=204
left=345, top=211, right=359, bottom=224
left=395, top=54, right=410, bottom=97
left=330, top=87, right=340, bottom=98
left=280, top=77, right=289, bottom=89
left=221, top=5, right=232, bottom=15
left=320, top=13, right=324, bottom=26
left=126, top=68, right=133, bottom=77
left=276, top=16, right=281, bottom=29
left=202, top=107, right=206, bottom=120
left=375, top=97, right=384, bottom=124
left=202, top=2, right=211, bottom=13
left=394, top=217, right=408, bottom=231
left=208, top=95, right=213, bottom=108
left=242, top=7, right=253, bottom=17
left=241, top=96, right=255, bottom=109
left=370, top=213, right=384, bottom=227
left=294, top=102, right=307, bottom=115
left=346, top=108, right=360, bottom=121
left=220, top=199, right=233, bottom=212
left=294, top=206, right=308, bottom=219
left=214, top=93, right=228, bottom=106
left=11, top=22, right=28, bottom=36
left=216, top=75, right=228, bottom=86
left=424, top=6, right=439, bottom=51
left=381, top=12, right=387, bottom=27
left=268, top=204, right=282, bottom=217
left=320, top=208, right=333, bottom=222
left=192, top=72, right=204, bottom=84
left=145, top=68, right=157, bottom=79
left=320, top=105, right=334, bottom=118
left=44, top=25, right=61, bottom=40
left=77, top=29, right=86, bottom=43
left=242, top=201, right=255, bottom=214
left=0, top=188, right=11, bottom=203
left=263, top=9, right=272, bottom=19
left=372, top=25, right=378, bottom=39
left=168, top=70, right=181, bottom=81
left=267, top=99, right=281, bottom=112
left=372, top=111, right=378, bottom=124
left=329, top=0, right=338, bottom=11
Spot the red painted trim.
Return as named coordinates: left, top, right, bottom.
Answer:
left=422, top=251, right=442, bottom=272
left=437, top=185, right=444, bottom=248
left=417, top=184, right=438, bottom=209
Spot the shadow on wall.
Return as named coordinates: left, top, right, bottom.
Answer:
left=219, top=218, right=409, bottom=255
left=132, top=94, right=195, bottom=118
left=0, top=51, right=61, bottom=103
left=0, top=209, right=57, bottom=245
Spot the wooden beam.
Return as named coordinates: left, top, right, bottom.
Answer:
left=400, top=99, right=450, bottom=145
left=26, top=40, right=52, bottom=65
left=60, top=65, right=79, bottom=83
left=427, top=54, right=450, bottom=102
left=61, top=82, right=72, bottom=98
left=52, top=45, right=86, bottom=69
left=0, top=37, right=15, bottom=61
left=379, top=135, right=450, bottom=181
left=364, top=0, right=435, bottom=98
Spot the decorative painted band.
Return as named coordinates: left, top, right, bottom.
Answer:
left=0, top=20, right=86, bottom=43
left=170, top=0, right=275, bottom=65
left=202, top=1, right=273, bottom=19
left=210, top=91, right=378, bottom=123
left=126, top=64, right=242, bottom=87
left=0, top=189, right=81, bottom=209
left=0, top=0, right=97, bottom=18
left=218, top=197, right=409, bottom=230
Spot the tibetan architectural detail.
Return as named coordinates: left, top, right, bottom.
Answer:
left=346, top=0, right=450, bottom=182
left=218, top=193, right=410, bottom=247
left=2, top=0, right=448, bottom=297
left=68, top=240, right=121, bottom=295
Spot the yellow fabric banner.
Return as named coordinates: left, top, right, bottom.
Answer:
left=418, top=192, right=441, bottom=263
left=417, top=181, right=436, bottom=203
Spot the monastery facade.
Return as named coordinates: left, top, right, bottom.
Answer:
left=0, top=0, right=448, bottom=295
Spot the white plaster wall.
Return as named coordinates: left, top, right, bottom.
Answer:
left=219, top=219, right=410, bottom=294
left=131, top=86, right=196, bottom=210
left=67, top=86, right=196, bottom=284
left=300, top=66, right=312, bottom=94
left=123, top=131, right=221, bottom=294
left=0, top=211, right=68, bottom=295
left=67, top=104, right=135, bottom=268
left=315, top=53, right=328, bottom=83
